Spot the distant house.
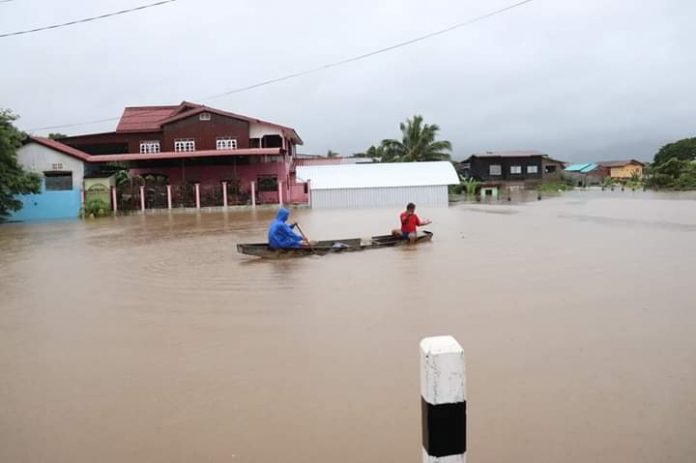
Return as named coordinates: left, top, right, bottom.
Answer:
left=564, top=163, right=605, bottom=186
left=296, top=161, right=459, bottom=208
left=597, top=159, right=645, bottom=180
left=458, top=150, right=565, bottom=183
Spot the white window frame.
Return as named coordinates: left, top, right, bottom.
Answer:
left=216, top=137, right=238, bottom=150
left=199, top=112, right=211, bottom=121
left=489, top=164, right=502, bottom=176
left=510, top=165, right=522, bottom=174
left=174, top=138, right=195, bottom=152
left=139, top=140, right=161, bottom=154
left=527, top=165, right=539, bottom=174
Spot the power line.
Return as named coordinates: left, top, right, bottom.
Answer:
left=27, top=0, right=535, bottom=132
left=0, top=0, right=176, bottom=38
left=203, top=0, right=536, bottom=100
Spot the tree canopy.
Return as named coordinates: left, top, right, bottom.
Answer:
left=653, top=137, right=696, bottom=166
left=380, top=115, right=452, bottom=162
left=0, top=109, right=41, bottom=221
left=359, top=115, right=451, bottom=162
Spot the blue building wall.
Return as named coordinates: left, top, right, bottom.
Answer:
left=8, top=189, right=81, bottom=222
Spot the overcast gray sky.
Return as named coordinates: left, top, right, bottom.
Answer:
left=1, top=0, right=694, bottom=161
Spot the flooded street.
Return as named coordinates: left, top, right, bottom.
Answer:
left=1, top=191, right=695, bottom=462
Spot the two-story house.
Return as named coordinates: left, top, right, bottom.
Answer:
left=56, top=101, right=304, bottom=206
left=458, top=150, right=565, bottom=183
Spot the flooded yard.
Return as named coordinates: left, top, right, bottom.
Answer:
left=1, top=190, right=695, bottom=462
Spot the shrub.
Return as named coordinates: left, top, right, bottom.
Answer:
left=82, top=198, right=110, bottom=218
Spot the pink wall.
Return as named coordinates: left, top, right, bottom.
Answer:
left=130, top=162, right=283, bottom=193
left=128, top=159, right=307, bottom=204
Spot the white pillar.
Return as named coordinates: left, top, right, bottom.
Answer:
left=307, top=179, right=312, bottom=208
left=166, top=184, right=172, bottom=210
left=139, top=185, right=145, bottom=212
left=222, top=181, right=228, bottom=207
left=278, top=180, right=283, bottom=205
left=111, top=186, right=118, bottom=214
left=251, top=181, right=256, bottom=207
left=420, top=336, right=466, bottom=463
left=195, top=183, right=201, bottom=209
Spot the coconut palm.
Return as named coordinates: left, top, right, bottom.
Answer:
left=380, top=115, right=452, bottom=162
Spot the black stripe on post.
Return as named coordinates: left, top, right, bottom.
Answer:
left=421, top=397, right=466, bottom=457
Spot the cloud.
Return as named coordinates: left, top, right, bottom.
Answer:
left=1, top=0, right=694, bottom=162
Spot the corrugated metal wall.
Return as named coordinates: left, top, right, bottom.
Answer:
left=310, top=185, right=448, bottom=209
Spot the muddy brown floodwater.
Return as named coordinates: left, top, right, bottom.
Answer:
left=1, top=190, right=695, bottom=462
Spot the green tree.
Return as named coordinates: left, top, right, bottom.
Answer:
left=0, top=109, right=41, bottom=221
left=355, top=145, right=385, bottom=159
left=48, top=132, right=67, bottom=140
left=380, top=115, right=452, bottom=162
left=461, top=177, right=481, bottom=197
left=644, top=158, right=696, bottom=190
left=326, top=149, right=339, bottom=158
left=653, top=137, right=696, bottom=165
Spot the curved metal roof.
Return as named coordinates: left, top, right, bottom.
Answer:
left=296, top=161, right=459, bottom=190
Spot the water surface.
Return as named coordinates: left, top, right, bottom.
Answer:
left=1, top=190, right=695, bottom=462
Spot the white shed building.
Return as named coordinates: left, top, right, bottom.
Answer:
left=296, top=161, right=459, bottom=208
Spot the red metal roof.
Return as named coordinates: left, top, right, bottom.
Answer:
left=113, top=101, right=303, bottom=144
left=87, top=147, right=282, bottom=163
left=27, top=137, right=282, bottom=163
left=115, top=105, right=182, bottom=132
left=29, top=136, right=92, bottom=161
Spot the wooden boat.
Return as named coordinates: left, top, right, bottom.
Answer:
left=237, top=231, right=433, bottom=258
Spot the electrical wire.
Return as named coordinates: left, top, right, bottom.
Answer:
left=27, top=0, right=535, bottom=132
left=0, top=0, right=176, bottom=38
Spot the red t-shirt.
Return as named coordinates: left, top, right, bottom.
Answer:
left=400, top=212, right=421, bottom=233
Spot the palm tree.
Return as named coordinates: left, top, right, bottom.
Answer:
left=380, top=115, right=452, bottom=162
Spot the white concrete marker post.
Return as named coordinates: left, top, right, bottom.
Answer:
left=111, top=186, right=118, bottom=214
left=195, top=183, right=201, bottom=209
left=166, top=184, right=172, bottom=210
left=222, top=181, right=228, bottom=207
left=251, top=181, right=256, bottom=207
left=139, top=185, right=145, bottom=212
left=420, top=336, right=466, bottom=463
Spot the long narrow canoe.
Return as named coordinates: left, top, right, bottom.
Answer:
left=237, top=231, right=433, bottom=258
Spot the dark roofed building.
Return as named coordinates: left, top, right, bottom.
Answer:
left=458, top=150, right=565, bottom=183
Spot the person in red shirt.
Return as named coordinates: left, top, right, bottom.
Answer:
left=393, top=202, right=431, bottom=243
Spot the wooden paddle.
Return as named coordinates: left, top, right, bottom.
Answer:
left=294, top=223, right=313, bottom=250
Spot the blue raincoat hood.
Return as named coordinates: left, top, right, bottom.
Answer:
left=275, top=207, right=290, bottom=222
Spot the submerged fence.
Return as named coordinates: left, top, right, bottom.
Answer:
left=109, top=180, right=308, bottom=212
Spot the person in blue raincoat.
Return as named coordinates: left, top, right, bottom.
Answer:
left=268, top=207, right=306, bottom=249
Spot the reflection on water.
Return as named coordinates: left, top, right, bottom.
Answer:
left=1, top=191, right=695, bottom=462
